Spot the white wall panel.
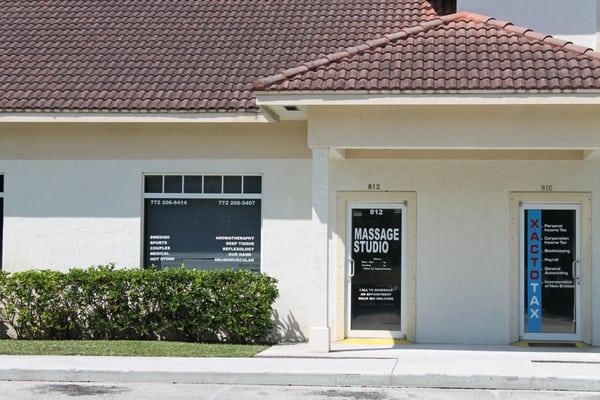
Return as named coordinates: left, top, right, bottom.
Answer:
left=0, top=158, right=313, bottom=341
left=459, top=0, right=599, bottom=49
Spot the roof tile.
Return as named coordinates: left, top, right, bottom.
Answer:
left=0, top=0, right=453, bottom=112
left=256, top=12, right=600, bottom=93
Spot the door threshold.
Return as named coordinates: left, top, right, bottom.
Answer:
left=513, top=341, right=589, bottom=349
left=341, top=338, right=411, bottom=345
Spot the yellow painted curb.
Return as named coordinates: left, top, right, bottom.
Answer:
left=511, top=341, right=529, bottom=347
left=340, top=338, right=411, bottom=345
left=574, top=342, right=591, bottom=349
left=512, top=341, right=590, bottom=349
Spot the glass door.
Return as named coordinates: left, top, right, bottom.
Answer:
left=520, top=203, right=581, bottom=341
left=346, top=202, right=406, bottom=338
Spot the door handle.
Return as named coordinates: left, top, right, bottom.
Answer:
left=348, top=258, right=355, bottom=279
left=572, top=260, right=581, bottom=285
left=572, top=259, right=580, bottom=334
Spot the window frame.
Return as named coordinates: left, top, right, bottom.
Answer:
left=141, top=173, right=263, bottom=272
left=143, top=173, right=262, bottom=199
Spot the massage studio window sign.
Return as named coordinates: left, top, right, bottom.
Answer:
left=143, top=174, right=262, bottom=272
left=350, top=205, right=403, bottom=332
left=524, top=206, right=578, bottom=334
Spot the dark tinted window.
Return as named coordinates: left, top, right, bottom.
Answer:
left=164, top=175, right=183, bottom=193
left=146, top=174, right=261, bottom=195
left=184, top=176, right=203, bottom=193
left=0, top=175, right=3, bottom=193
left=224, top=176, right=242, bottom=193
left=144, top=175, right=162, bottom=193
left=204, top=176, right=222, bottom=193
left=243, top=176, right=262, bottom=194
left=144, top=198, right=261, bottom=271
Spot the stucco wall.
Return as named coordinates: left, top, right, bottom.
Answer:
left=308, top=105, right=600, bottom=150
left=0, top=122, right=310, bottom=160
left=329, top=158, right=600, bottom=345
left=458, top=0, right=599, bottom=50
left=0, top=121, right=312, bottom=341
left=309, top=105, right=600, bottom=345
left=0, top=117, right=599, bottom=345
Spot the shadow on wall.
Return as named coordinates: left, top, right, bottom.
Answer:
left=270, top=310, right=307, bottom=343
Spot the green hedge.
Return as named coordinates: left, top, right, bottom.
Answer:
left=0, top=266, right=278, bottom=343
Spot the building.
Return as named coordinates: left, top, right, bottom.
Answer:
left=1, top=1, right=600, bottom=352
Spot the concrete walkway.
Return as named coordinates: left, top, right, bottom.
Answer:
left=0, top=344, right=599, bottom=391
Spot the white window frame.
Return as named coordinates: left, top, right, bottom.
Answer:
left=519, top=202, right=581, bottom=342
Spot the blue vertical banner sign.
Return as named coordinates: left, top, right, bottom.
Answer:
left=527, top=210, right=543, bottom=332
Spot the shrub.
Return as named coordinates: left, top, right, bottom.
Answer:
left=0, top=266, right=278, bottom=343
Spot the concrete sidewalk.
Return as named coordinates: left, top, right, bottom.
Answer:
left=0, top=344, right=599, bottom=391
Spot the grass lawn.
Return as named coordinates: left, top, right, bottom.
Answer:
left=0, top=340, right=268, bottom=358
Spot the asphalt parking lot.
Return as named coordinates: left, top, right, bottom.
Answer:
left=2, top=382, right=600, bottom=400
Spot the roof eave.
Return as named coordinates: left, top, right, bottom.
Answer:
left=256, top=90, right=600, bottom=108
left=0, top=111, right=272, bottom=123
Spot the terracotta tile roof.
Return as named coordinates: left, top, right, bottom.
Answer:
left=0, top=0, right=452, bottom=113
left=254, top=12, right=600, bottom=93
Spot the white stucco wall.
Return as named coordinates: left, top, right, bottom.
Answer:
left=0, top=121, right=313, bottom=342
left=0, top=158, right=313, bottom=341
left=458, top=0, right=599, bottom=50
left=328, top=158, right=600, bottom=345
left=0, top=114, right=599, bottom=345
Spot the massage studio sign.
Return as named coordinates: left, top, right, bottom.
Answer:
left=353, top=226, right=400, bottom=254
left=524, top=208, right=577, bottom=333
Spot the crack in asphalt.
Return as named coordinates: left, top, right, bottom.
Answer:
left=33, top=383, right=129, bottom=397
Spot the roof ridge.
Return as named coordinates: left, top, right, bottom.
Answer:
left=253, top=11, right=600, bottom=91
left=253, top=16, right=449, bottom=90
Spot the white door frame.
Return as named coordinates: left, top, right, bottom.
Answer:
left=345, top=201, right=407, bottom=338
left=519, top=202, right=581, bottom=341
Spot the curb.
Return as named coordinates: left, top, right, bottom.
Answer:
left=0, top=369, right=392, bottom=387
left=1, top=369, right=600, bottom=391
